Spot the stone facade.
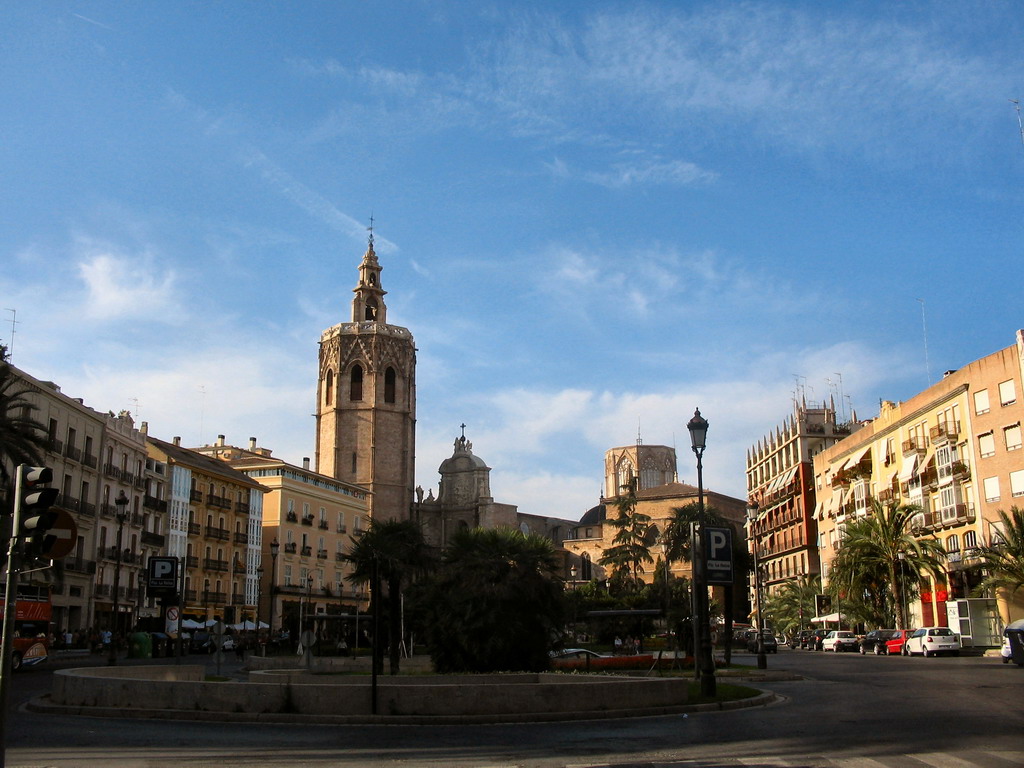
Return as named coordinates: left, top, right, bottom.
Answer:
left=315, top=235, right=416, bottom=523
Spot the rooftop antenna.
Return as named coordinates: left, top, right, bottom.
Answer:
left=636, top=418, right=642, bottom=447
left=1012, top=99, right=1024, bottom=150
left=4, top=308, right=19, bottom=362
left=833, top=372, right=846, bottom=422
left=917, top=298, right=932, bottom=386
left=129, top=397, right=141, bottom=421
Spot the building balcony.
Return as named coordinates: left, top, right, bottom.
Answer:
left=284, top=542, right=297, bottom=554
left=143, top=495, right=168, bottom=513
left=902, top=437, right=928, bottom=455
left=233, top=532, right=249, bottom=545
left=141, top=530, right=165, bottom=548
left=235, top=501, right=250, bottom=515
left=186, top=555, right=199, bottom=568
left=318, top=520, right=329, bottom=530
left=335, top=552, right=345, bottom=562
left=206, top=494, right=232, bottom=510
left=204, top=558, right=230, bottom=573
left=929, top=421, right=961, bottom=444
left=201, top=590, right=227, bottom=606
left=301, top=546, right=312, bottom=557
left=317, top=549, right=328, bottom=560
left=190, top=489, right=202, bottom=503
left=286, top=511, right=298, bottom=523
left=205, top=526, right=230, bottom=541
left=64, top=557, right=97, bottom=575
left=301, top=515, right=314, bottom=526
left=187, top=522, right=201, bottom=536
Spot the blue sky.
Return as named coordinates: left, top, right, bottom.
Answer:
left=3, top=2, right=1022, bottom=520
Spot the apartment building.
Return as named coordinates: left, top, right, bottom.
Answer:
left=194, top=436, right=370, bottom=636
left=6, top=364, right=169, bottom=636
left=813, top=330, right=1024, bottom=633
left=745, top=400, right=855, bottom=593
left=146, top=435, right=264, bottom=626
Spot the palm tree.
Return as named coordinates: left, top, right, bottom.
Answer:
left=598, top=481, right=653, bottom=587
left=828, top=500, right=946, bottom=630
left=972, top=506, right=1024, bottom=611
left=764, top=574, right=821, bottom=638
left=344, top=518, right=433, bottom=674
left=423, top=527, right=563, bottom=673
left=0, top=349, right=49, bottom=510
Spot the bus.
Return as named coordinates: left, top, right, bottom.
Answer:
left=0, top=584, right=52, bottom=670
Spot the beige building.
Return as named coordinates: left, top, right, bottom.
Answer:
left=195, top=436, right=371, bottom=634
left=813, top=330, right=1024, bottom=637
left=146, top=435, right=264, bottom=627
left=6, top=363, right=169, bottom=637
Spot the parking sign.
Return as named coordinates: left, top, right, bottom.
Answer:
left=705, top=526, right=734, bottom=585
left=147, top=556, right=178, bottom=593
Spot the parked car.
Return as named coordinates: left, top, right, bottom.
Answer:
left=746, top=630, right=778, bottom=654
left=821, top=630, right=860, bottom=652
left=808, top=628, right=831, bottom=650
left=189, top=631, right=235, bottom=654
left=860, top=629, right=898, bottom=655
left=904, top=626, right=960, bottom=657
left=884, top=629, right=915, bottom=656
left=794, top=630, right=815, bottom=649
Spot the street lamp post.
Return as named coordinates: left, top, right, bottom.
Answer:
left=268, top=538, right=279, bottom=651
left=255, top=564, right=264, bottom=656
left=747, top=502, right=767, bottom=670
left=687, top=408, right=716, bottom=698
left=108, top=490, right=129, bottom=666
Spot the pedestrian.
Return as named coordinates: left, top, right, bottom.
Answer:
left=614, top=636, right=622, bottom=654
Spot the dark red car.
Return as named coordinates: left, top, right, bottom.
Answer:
left=884, top=629, right=915, bottom=655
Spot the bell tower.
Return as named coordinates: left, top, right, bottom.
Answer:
left=315, top=232, right=417, bottom=521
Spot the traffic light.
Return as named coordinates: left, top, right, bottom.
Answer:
left=17, top=465, right=59, bottom=558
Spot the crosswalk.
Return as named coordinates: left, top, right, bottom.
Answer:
left=561, top=751, right=1024, bottom=768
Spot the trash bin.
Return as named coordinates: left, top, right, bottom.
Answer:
left=1006, top=619, right=1024, bottom=667
left=128, top=631, right=152, bottom=659
left=149, top=632, right=169, bottom=658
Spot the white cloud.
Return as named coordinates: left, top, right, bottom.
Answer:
left=77, top=250, right=178, bottom=321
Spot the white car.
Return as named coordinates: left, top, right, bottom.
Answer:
left=821, top=630, right=860, bottom=652
left=904, top=626, right=960, bottom=657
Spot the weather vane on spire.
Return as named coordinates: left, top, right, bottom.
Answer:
left=367, top=214, right=375, bottom=246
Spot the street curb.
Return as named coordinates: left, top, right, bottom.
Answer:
left=26, top=688, right=782, bottom=725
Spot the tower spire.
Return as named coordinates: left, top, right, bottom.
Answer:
left=351, top=219, right=387, bottom=323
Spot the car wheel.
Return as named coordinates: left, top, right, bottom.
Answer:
left=860, top=645, right=866, bottom=655
left=11, top=652, right=22, bottom=671
left=923, top=648, right=931, bottom=658
left=874, top=645, right=883, bottom=656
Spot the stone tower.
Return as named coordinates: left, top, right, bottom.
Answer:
left=315, top=233, right=417, bottom=521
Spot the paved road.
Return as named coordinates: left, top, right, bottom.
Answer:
left=5, top=648, right=1022, bottom=768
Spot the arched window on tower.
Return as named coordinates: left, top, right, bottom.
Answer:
left=350, top=365, right=363, bottom=401
left=384, top=367, right=396, bottom=404
left=324, top=370, right=334, bottom=406
left=364, top=299, right=378, bottom=321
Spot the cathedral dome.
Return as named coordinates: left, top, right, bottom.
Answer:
left=578, top=503, right=606, bottom=526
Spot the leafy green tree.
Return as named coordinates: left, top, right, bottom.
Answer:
left=828, top=501, right=946, bottom=629
left=0, top=349, right=48, bottom=510
left=423, top=527, right=563, bottom=673
left=972, top=506, right=1024, bottom=610
left=344, top=518, right=433, bottom=674
left=598, top=481, right=653, bottom=587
